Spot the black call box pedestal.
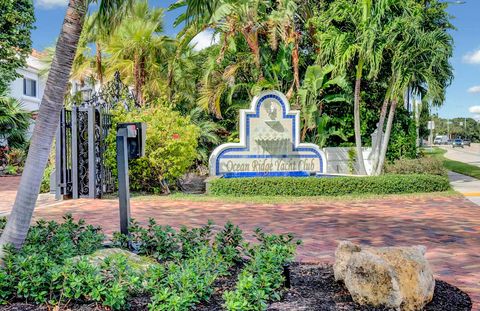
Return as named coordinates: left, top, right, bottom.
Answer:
left=116, top=122, right=146, bottom=236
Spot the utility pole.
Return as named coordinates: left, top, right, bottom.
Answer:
left=447, top=119, right=450, bottom=139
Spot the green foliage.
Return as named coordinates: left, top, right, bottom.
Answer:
left=147, top=246, right=231, bottom=311
left=0, top=95, right=33, bottom=149
left=387, top=108, right=418, bottom=161
left=223, top=229, right=299, bottom=311
left=0, top=216, right=298, bottom=309
left=209, top=175, right=450, bottom=197
left=113, top=219, right=244, bottom=263
left=215, top=221, right=244, bottom=263
left=347, top=148, right=356, bottom=174
left=299, top=65, right=350, bottom=146
left=1, top=147, right=27, bottom=175
left=431, top=116, right=480, bottom=143
left=0, top=0, right=35, bottom=94
left=385, top=157, right=446, bottom=176
left=0, top=214, right=105, bottom=304
left=55, top=254, right=145, bottom=310
left=105, top=104, right=199, bottom=193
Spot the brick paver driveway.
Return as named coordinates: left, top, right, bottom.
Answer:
left=1, top=176, right=480, bottom=307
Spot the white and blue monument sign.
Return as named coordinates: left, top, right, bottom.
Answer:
left=209, top=91, right=327, bottom=177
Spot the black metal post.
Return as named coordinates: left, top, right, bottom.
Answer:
left=283, top=264, right=291, bottom=288
left=116, top=127, right=130, bottom=236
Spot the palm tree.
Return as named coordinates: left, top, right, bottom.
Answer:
left=0, top=0, right=133, bottom=256
left=188, top=107, right=223, bottom=165
left=374, top=2, right=453, bottom=174
left=0, top=95, right=33, bottom=149
left=316, top=0, right=394, bottom=175
left=105, top=1, right=175, bottom=105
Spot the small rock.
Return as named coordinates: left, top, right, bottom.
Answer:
left=334, top=241, right=435, bottom=311
left=71, top=248, right=157, bottom=273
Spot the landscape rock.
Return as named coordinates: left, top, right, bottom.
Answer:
left=71, top=248, right=157, bottom=273
left=334, top=241, right=435, bottom=311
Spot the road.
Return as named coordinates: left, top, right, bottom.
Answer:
left=439, top=143, right=480, bottom=206
left=440, top=143, right=480, bottom=167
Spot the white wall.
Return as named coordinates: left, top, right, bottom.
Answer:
left=8, top=55, right=47, bottom=112
left=325, top=147, right=373, bottom=175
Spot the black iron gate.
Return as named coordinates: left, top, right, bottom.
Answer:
left=55, top=73, right=136, bottom=199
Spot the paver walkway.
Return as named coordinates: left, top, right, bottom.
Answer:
left=0, top=176, right=59, bottom=215
left=1, top=176, right=480, bottom=308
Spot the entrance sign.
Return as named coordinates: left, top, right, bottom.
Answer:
left=209, top=91, right=326, bottom=177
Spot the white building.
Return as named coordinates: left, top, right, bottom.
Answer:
left=8, top=50, right=48, bottom=113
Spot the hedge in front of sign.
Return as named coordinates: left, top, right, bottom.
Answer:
left=208, top=174, right=450, bottom=196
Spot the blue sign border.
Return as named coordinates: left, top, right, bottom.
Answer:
left=211, top=92, right=326, bottom=177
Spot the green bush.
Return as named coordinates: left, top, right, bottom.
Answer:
left=105, top=104, right=199, bottom=193
left=147, top=246, right=231, bottom=311
left=208, top=174, right=450, bottom=196
left=113, top=219, right=244, bottom=263
left=0, top=217, right=298, bottom=310
left=384, top=157, right=447, bottom=176
left=0, top=214, right=105, bottom=304
left=223, top=229, right=300, bottom=311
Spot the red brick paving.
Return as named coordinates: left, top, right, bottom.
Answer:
left=1, top=176, right=480, bottom=308
left=0, top=176, right=59, bottom=215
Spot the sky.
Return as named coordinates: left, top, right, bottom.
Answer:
left=31, top=0, right=480, bottom=119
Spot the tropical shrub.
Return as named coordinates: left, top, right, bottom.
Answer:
left=0, top=147, right=27, bottom=175
left=208, top=175, right=450, bottom=197
left=105, top=104, right=199, bottom=193
left=386, top=109, right=418, bottom=161
left=113, top=219, right=244, bottom=263
left=0, top=216, right=298, bottom=310
left=385, top=157, right=447, bottom=176
left=224, top=229, right=300, bottom=311
left=147, top=246, right=231, bottom=311
left=0, top=95, right=33, bottom=149
left=0, top=214, right=105, bottom=304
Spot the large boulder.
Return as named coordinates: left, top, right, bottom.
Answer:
left=333, top=241, right=435, bottom=311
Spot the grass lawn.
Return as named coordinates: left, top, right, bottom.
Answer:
left=424, top=147, right=480, bottom=180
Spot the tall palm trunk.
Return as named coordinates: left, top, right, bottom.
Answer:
left=371, top=97, right=390, bottom=174
left=96, top=42, right=104, bottom=86
left=375, top=99, right=398, bottom=175
left=133, top=52, right=145, bottom=106
left=0, top=0, right=87, bottom=254
left=354, top=60, right=367, bottom=175
left=292, top=34, right=300, bottom=91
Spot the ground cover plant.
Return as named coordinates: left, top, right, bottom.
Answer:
left=208, top=174, right=451, bottom=197
left=0, top=215, right=299, bottom=310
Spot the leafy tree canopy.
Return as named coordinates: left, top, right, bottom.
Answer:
left=0, top=0, right=35, bottom=94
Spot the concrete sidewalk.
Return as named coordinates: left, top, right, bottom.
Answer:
left=448, top=171, right=480, bottom=205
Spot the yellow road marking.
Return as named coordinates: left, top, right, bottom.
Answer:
left=462, top=192, right=480, bottom=197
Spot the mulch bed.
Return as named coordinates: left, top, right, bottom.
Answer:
left=0, top=263, right=471, bottom=311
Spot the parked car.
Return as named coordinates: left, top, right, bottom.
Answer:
left=463, top=139, right=471, bottom=147
left=433, top=135, right=448, bottom=145
left=452, top=139, right=464, bottom=148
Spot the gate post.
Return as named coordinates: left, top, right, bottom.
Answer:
left=87, top=105, right=96, bottom=198
left=71, top=106, right=79, bottom=199
left=55, top=112, right=62, bottom=200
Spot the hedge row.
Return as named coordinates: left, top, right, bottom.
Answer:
left=208, top=174, right=450, bottom=196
